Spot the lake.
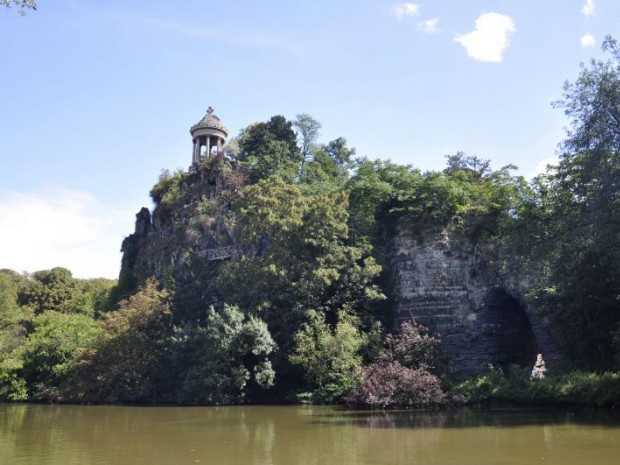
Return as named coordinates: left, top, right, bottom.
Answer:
left=1, top=404, right=619, bottom=464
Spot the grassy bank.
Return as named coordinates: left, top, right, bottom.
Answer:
left=451, top=367, right=620, bottom=408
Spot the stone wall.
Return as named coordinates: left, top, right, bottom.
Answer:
left=392, top=224, right=562, bottom=374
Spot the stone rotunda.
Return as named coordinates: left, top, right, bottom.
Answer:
left=190, top=106, right=228, bottom=164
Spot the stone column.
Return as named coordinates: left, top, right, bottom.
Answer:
left=217, top=138, right=223, bottom=157
left=206, top=137, right=211, bottom=159
left=193, top=139, right=199, bottom=163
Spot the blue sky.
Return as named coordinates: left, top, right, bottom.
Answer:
left=0, top=0, right=617, bottom=278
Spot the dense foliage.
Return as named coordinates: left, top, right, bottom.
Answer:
left=3, top=39, right=620, bottom=406
left=453, top=365, right=620, bottom=408
left=71, top=279, right=172, bottom=403
left=290, top=310, right=370, bottom=403
left=347, top=321, right=449, bottom=408
left=503, top=36, right=620, bottom=370
left=171, top=305, right=276, bottom=405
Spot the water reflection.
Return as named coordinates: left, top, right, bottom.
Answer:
left=315, top=407, right=620, bottom=429
left=1, top=404, right=619, bottom=465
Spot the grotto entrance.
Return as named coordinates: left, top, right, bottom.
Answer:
left=480, top=289, right=538, bottom=371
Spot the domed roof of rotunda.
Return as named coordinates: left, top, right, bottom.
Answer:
left=190, top=106, right=228, bottom=136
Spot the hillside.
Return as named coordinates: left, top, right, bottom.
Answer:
left=4, top=42, right=620, bottom=405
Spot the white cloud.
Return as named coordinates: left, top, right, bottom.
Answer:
left=582, top=0, right=596, bottom=17
left=0, top=186, right=134, bottom=279
left=527, top=157, right=559, bottom=180
left=393, top=3, right=419, bottom=20
left=455, top=13, right=516, bottom=63
left=417, top=18, right=439, bottom=34
left=581, top=33, right=596, bottom=47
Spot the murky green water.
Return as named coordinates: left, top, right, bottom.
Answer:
left=1, top=404, right=619, bottom=465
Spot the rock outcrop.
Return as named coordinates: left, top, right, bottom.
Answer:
left=118, top=159, right=243, bottom=295
left=392, top=224, right=562, bottom=374
left=118, top=160, right=563, bottom=374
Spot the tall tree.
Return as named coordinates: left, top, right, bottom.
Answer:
left=535, top=36, right=620, bottom=368
left=215, top=176, right=384, bottom=354
left=72, top=279, right=172, bottom=402
left=293, top=113, right=321, bottom=166
left=237, top=116, right=302, bottom=182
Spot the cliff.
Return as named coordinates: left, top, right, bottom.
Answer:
left=392, top=223, right=561, bottom=374
left=118, top=158, right=562, bottom=374
left=117, top=159, right=244, bottom=297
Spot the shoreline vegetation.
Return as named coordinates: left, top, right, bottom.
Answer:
left=3, top=38, right=620, bottom=409
left=2, top=367, right=620, bottom=409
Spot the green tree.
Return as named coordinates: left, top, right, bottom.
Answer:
left=79, top=277, right=117, bottom=315
left=298, top=137, right=355, bottom=187
left=290, top=310, right=366, bottom=402
left=529, top=36, right=620, bottom=368
left=216, top=176, right=383, bottom=350
left=242, top=139, right=300, bottom=183
left=14, top=311, right=99, bottom=401
left=18, top=267, right=85, bottom=315
left=293, top=113, right=321, bottom=167
left=171, top=304, right=276, bottom=405
left=347, top=159, right=423, bottom=244
left=72, top=279, right=172, bottom=402
left=0, top=272, right=28, bottom=358
left=237, top=116, right=302, bottom=183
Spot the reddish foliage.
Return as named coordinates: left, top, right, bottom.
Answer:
left=347, top=358, right=447, bottom=408
left=346, top=320, right=449, bottom=408
left=385, top=320, right=445, bottom=373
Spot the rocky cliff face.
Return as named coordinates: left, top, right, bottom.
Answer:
left=391, top=224, right=562, bottom=374
left=119, top=161, right=562, bottom=374
left=118, top=160, right=243, bottom=295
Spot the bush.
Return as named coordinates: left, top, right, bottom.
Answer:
left=556, top=371, right=620, bottom=407
left=347, top=360, right=447, bottom=408
left=385, top=320, right=448, bottom=374
left=289, top=310, right=366, bottom=404
left=346, top=320, right=450, bottom=408
left=171, top=304, right=276, bottom=405
left=149, top=169, right=185, bottom=205
left=452, top=366, right=620, bottom=407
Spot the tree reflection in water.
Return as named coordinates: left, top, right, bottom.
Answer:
left=1, top=405, right=619, bottom=465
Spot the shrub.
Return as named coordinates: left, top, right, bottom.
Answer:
left=346, top=320, right=449, bottom=408
left=452, top=366, right=620, bottom=407
left=556, top=371, right=620, bottom=407
left=386, top=320, right=448, bottom=374
left=171, top=304, right=276, bottom=405
left=289, top=310, right=366, bottom=404
left=347, top=360, right=447, bottom=408
left=150, top=169, right=185, bottom=204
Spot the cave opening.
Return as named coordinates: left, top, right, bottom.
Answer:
left=481, top=289, right=538, bottom=371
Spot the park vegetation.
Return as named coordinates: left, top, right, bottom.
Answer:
left=2, top=38, right=620, bottom=407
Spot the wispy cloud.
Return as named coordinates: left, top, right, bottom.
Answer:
left=141, top=17, right=297, bottom=52
left=392, top=3, right=420, bottom=20
left=455, top=13, right=516, bottom=63
left=582, top=0, right=596, bottom=17
left=0, top=186, right=133, bottom=279
left=581, top=33, right=596, bottom=48
left=417, top=18, right=439, bottom=34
